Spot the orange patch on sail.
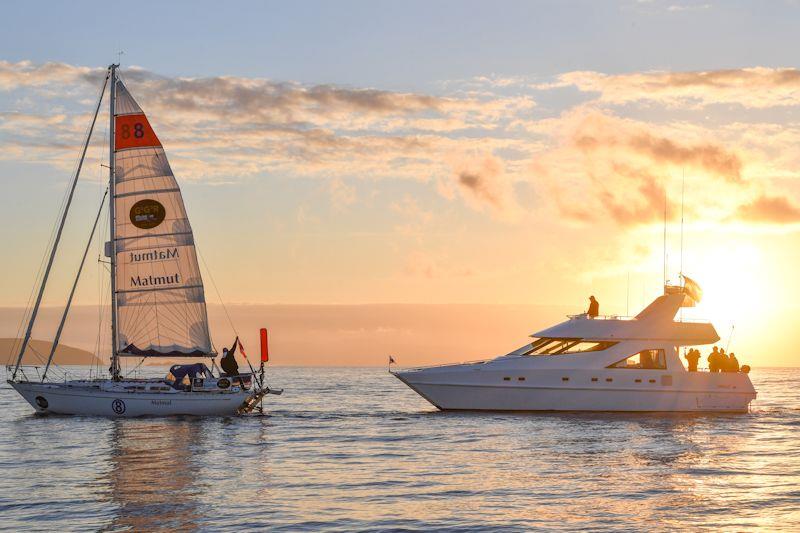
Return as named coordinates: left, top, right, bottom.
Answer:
left=115, top=113, right=161, bottom=150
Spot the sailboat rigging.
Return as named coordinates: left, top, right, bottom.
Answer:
left=6, top=64, right=280, bottom=416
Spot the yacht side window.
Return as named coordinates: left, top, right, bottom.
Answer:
left=607, top=349, right=666, bottom=370
left=516, top=338, right=618, bottom=356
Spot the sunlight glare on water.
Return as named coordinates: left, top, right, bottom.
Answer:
left=0, top=367, right=799, bottom=531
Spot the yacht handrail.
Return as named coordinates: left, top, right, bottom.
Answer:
left=398, top=358, right=490, bottom=371
left=567, top=313, right=635, bottom=320
left=565, top=313, right=712, bottom=324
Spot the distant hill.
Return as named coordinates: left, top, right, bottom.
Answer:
left=0, top=338, right=103, bottom=366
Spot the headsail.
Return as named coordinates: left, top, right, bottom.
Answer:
left=112, top=78, right=212, bottom=357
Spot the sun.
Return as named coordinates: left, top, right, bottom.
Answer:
left=682, top=240, right=768, bottom=333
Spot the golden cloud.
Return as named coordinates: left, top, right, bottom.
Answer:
left=737, top=195, right=800, bottom=224
left=555, top=67, right=800, bottom=108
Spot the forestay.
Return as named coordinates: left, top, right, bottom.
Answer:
left=112, top=79, right=212, bottom=357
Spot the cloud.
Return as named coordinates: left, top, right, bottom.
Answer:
left=442, top=155, right=522, bottom=219
left=595, top=165, right=671, bottom=226
left=553, top=67, right=800, bottom=108
left=533, top=108, right=751, bottom=227
left=457, top=158, right=504, bottom=209
left=573, top=122, right=742, bottom=183
left=737, top=195, right=800, bottom=224
left=0, top=61, right=536, bottom=195
left=0, top=60, right=100, bottom=90
left=2, top=59, right=798, bottom=233
left=667, top=3, right=711, bottom=12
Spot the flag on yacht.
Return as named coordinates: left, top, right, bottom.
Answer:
left=681, top=274, right=703, bottom=306
left=112, top=78, right=212, bottom=357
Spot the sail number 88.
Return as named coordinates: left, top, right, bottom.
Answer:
left=120, top=123, right=145, bottom=139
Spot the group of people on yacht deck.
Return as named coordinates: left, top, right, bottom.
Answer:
left=684, top=346, right=741, bottom=373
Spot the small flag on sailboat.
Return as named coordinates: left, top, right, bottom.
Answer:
left=260, top=328, right=269, bottom=363
left=237, top=338, right=249, bottom=360
left=389, top=356, right=396, bottom=365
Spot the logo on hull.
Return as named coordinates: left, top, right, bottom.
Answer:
left=111, top=399, right=126, bottom=414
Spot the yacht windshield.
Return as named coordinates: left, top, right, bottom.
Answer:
left=515, top=338, right=617, bottom=356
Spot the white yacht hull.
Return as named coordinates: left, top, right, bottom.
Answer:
left=9, top=381, right=251, bottom=417
left=395, top=368, right=757, bottom=413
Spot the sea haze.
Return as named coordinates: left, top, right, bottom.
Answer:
left=1, top=367, right=798, bottom=531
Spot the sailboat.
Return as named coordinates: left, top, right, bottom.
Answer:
left=6, top=64, right=279, bottom=416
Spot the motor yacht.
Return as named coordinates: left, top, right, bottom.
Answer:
left=392, top=289, right=757, bottom=412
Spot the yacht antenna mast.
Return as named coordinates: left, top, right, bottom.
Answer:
left=626, top=271, right=630, bottom=316
left=662, top=185, right=667, bottom=291
left=680, top=168, right=685, bottom=281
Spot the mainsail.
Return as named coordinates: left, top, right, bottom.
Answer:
left=112, top=78, right=212, bottom=356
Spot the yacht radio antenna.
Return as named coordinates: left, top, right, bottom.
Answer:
left=726, top=324, right=735, bottom=352
left=680, top=168, right=685, bottom=279
left=663, top=185, right=667, bottom=291
left=626, top=271, right=630, bottom=316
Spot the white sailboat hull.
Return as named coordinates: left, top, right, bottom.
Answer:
left=9, top=381, right=251, bottom=417
left=394, top=368, right=757, bottom=413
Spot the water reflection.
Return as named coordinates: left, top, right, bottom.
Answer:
left=0, top=367, right=797, bottom=530
left=106, top=418, right=204, bottom=531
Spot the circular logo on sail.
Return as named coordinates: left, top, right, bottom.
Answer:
left=130, top=199, right=166, bottom=229
left=111, top=399, right=126, bottom=414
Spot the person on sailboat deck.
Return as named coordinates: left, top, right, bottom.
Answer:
left=169, top=363, right=212, bottom=390
left=587, top=296, right=599, bottom=318
left=220, top=338, right=240, bottom=376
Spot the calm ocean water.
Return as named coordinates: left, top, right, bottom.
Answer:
left=0, top=366, right=798, bottom=532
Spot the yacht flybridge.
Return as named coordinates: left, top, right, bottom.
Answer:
left=393, top=289, right=757, bottom=412
left=6, top=64, right=279, bottom=416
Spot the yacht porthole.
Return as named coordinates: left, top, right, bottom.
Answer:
left=591, top=377, right=598, bottom=382
left=605, top=378, right=613, bottom=382
left=503, top=377, right=511, bottom=381
left=561, top=377, right=569, bottom=382
left=517, top=377, right=526, bottom=381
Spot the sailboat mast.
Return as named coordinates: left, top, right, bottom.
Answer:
left=109, top=63, right=120, bottom=380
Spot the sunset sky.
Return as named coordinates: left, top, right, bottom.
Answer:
left=2, top=1, right=800, bottom=366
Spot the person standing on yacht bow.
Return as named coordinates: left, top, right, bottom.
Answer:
left=587, top=295, right=600, bottom=318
